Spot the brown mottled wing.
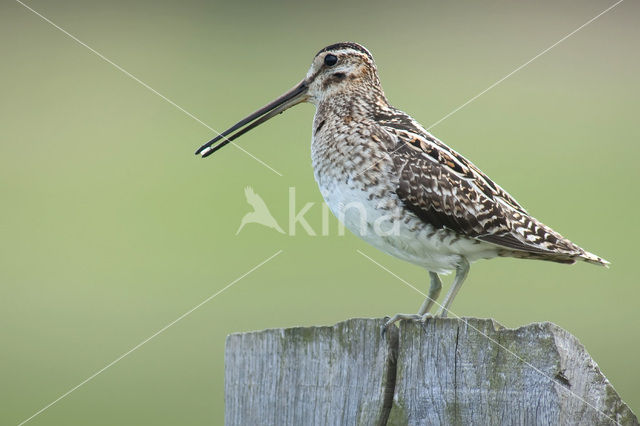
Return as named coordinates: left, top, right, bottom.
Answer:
left=392, top=143, right=512, bottom=241
left=373, top=109, right=528, bottom=215
left=381, top=123, right=581, bottom=256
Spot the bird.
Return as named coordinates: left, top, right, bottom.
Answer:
left=236, top=186, right=285, bottom=235
left=195, top=42, right=609, bottom=327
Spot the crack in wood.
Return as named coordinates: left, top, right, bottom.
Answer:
left=453, top=324, right=460, bottom=425
left=378, top=324, right=399, bottom=426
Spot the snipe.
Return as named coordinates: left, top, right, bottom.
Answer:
left=195, top=42, right=608, bottom=326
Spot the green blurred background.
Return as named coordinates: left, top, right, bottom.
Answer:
left=1, top=0, right=638, bottom=424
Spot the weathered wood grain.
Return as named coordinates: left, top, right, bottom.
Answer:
left=225, top=318, right=398, bottom=426
left=389, top=318, right=637, bottom=426
left=225, top=317, right=638, bottom=426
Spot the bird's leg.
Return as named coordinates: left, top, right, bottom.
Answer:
left=438, top=257, right=470, bottom=317
left=417, top=272, right=442, bottom=321
left=383, top=271, right=442, bottom=331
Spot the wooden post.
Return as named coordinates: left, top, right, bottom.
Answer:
left=225, top=318, right=638, bottom=425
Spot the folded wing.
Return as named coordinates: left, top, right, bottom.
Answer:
left=378, top=117, right=586, bottom=260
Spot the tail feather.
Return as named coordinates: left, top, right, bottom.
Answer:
left=492, top=209, right=611, bottom=268
left=498, top=247, right=610, bottom=268
left=580, top=250, right=610, bottom=268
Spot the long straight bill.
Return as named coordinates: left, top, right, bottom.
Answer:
left=195, top=81, right=308, bottom=158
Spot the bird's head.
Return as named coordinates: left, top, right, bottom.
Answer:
left=195, top=42, right=383, bottom=158
left=304, top=42, right=382, bottom=104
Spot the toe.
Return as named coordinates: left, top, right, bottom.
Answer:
left=420, top=313, right=433, bottom=322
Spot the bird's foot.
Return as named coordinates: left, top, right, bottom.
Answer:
left=385, top=313, right=421, bottom=327
left=382, top=313, right=434, bottom=337
left=418, top=313, right=434, bottom=333
left=420, top=313, right=434, bottom=321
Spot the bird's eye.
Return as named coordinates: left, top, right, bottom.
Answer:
left=324, top=54, right=338, bottom=67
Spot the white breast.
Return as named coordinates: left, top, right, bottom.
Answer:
left=316, top=172, right=499, bottom=274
